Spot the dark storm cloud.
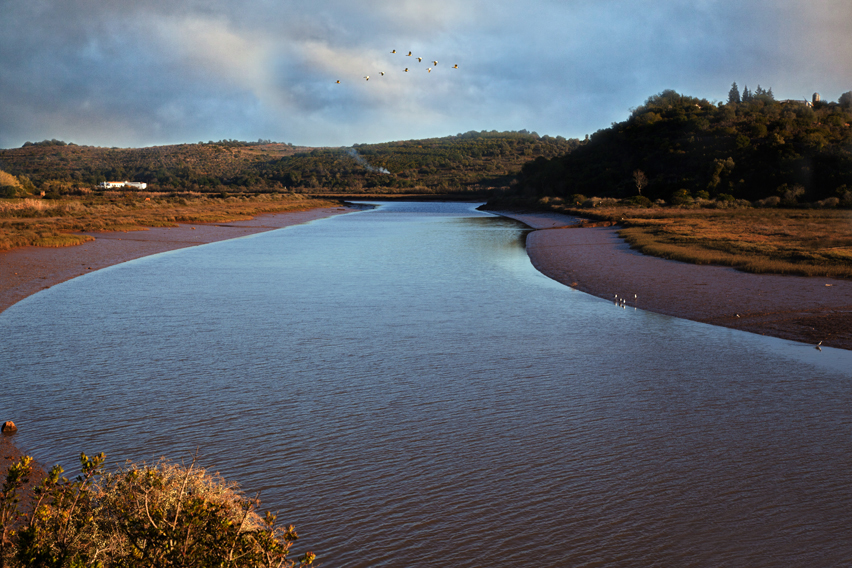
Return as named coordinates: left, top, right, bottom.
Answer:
left=1, top=0, right=850, bottom=148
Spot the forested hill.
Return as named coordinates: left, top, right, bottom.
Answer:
left=508, top=89, right=852, bottom=205
left=0, top=132, right=578, bottom=195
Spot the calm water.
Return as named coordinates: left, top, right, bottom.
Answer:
left=2, top=201, right=851, bottom=567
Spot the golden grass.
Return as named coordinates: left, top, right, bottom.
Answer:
left=0, top=193, right=341, bottom=251
left=557, top=206, right=852, bottom=278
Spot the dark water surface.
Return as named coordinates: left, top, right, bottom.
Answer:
left=2, top=202, right=851, bottom=567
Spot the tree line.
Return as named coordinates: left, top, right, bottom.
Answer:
left=507, top=88, right=852, bottom=207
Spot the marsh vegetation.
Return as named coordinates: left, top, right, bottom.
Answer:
left=0, top=192, right=340, bottom=251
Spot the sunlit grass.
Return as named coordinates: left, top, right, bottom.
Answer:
left=0, top=193, right=341, bottom=251
left=558, top=206, right=852, bottom=278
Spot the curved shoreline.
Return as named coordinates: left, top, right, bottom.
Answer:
left=1, top=205, right=354, bottom=473
left=492, top=209, right=852, bottom=351
left=0, top=206, right=354, bottom=316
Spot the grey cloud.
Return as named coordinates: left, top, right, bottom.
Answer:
left=2, top=0, right=850, bottom=148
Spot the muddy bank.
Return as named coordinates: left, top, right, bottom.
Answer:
left=0, top=206, right=353, bottom=315
left=492, top=210, right=852, bottom=350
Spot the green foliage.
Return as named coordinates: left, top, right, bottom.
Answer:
left=510, top=88, right=852, bottom=205
left=1, top=454, right=314, bottom=568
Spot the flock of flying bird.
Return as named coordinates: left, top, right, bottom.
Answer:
left=336, top=50, right=458, bottom=84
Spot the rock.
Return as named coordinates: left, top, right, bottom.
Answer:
left=1, top=421, right=17, bottom=434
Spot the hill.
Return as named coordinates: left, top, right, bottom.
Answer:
left=0, top=132, right=578, bottom=196
left=507, top=89, right=852, bottom=206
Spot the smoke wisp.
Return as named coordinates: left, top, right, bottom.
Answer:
left=346, top=148, right=390, bottom=174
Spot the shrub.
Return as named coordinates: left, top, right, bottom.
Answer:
left=818, top=197, right=840, bottom=208
left=1, top=453, right=315, bottom=568
left=757, top=195, right=781, bottom=207
left=627, top=195, right=653, bottom=208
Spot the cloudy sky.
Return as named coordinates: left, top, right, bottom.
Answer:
left=1, top=0, right=850, bottom=149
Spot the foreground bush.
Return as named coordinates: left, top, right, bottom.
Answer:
left=1, top=453, right=314, bottom=568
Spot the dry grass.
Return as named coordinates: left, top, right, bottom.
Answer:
left=0, top=193, right=341, bottom=251
left=559, top=206, right=852, bottom=278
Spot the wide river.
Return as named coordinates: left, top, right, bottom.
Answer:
left=2, top=201, right=851, bottom=566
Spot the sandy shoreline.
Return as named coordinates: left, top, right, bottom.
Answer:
left=0, top=206, right=354, bottom=315
left=492, top=209, right=852, bottom=351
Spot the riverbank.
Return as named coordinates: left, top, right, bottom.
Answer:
left=1, top=205, right=354, bottom=476
left=0, top=206, right=353, bottom=315
left=492, top=209, right=852, bottom=351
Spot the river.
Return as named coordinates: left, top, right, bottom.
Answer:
left=1, top=201, right=850, bottom=566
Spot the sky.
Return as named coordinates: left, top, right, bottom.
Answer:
left=1, top=0, right=851, bottom=149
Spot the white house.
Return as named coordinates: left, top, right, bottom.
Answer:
left=98, top=181, right=147, bottom=190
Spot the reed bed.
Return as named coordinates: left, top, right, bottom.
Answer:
left=0, top=193, right=340, bottom=251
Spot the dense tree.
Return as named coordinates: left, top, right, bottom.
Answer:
left=728, top=82, right=741, bottom=104
left=508, top=89, right=852, bottom=205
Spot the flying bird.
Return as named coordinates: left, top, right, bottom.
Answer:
left=407, top=51, right=412, bottom=56
left=381, top=72, right=385, bottom=76
left=433, top=61, right=438, bottom=65
left=404, top=68, right=408, bottom=72
left=391, top=49, right=396, bottom=53
left=364, top=76, right=369, bottom=81
left=417, top=57, right=423, bottom=62
left=427, top=67, right=432, bottom=72
left=336, top=80, right=340, bottom=83
left=452, top=64, right=458, bottom=69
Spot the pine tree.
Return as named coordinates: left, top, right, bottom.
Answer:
left=742, top=85, right=752, bottom=102
left=728, top=82, right=741, bottom=104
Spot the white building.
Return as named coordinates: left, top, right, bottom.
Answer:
left=98, top=181, right=147, bottom=190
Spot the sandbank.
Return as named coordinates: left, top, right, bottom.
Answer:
left=493, top=209, right=852, bottom=351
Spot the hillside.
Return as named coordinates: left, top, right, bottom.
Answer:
left=0, top=132, right=578, bottom=196
left=507, top=89, right=852, bottom=206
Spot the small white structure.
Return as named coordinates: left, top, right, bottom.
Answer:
left=98, top=181, right=147, bottom=190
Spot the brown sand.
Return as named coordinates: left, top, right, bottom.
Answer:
left=494, top=210, right=852, bottom=351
